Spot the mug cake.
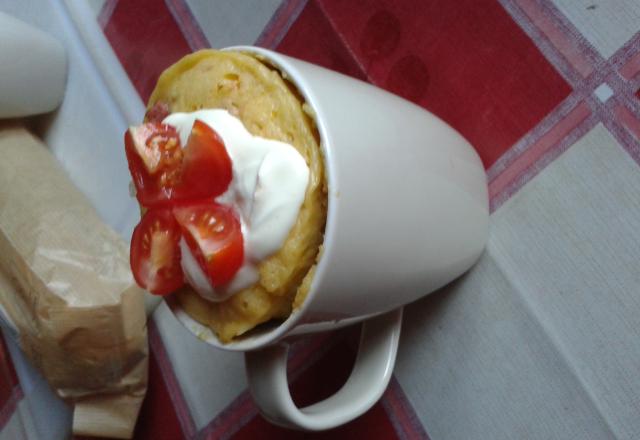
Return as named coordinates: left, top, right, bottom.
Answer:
left=124, top=50, right=327, bottom=343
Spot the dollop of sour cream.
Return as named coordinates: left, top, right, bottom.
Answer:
left=163, top=110, right=309, bottom=302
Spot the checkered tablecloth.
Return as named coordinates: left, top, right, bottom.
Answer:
left=1, top=0, right=640, bottom=439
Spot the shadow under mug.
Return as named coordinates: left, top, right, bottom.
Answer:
left=167, top=45, right=489, bottom=430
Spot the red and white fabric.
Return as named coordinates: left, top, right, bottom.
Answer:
left=0, top=0, right=639, bottom=438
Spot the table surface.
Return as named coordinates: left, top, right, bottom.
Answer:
left=1, top=0, right=640, bottom=439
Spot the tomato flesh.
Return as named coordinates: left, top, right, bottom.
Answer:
left=125, top=123, right=183, bottom=206
left=130, top=208, right=184, bottom=295
left=173, top=201, right=244, bottom=286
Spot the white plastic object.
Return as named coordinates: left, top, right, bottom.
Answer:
left=0, top=12, right=67, bottom=118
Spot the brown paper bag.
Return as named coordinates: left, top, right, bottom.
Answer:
left=0, top=126, right=148, bottom=439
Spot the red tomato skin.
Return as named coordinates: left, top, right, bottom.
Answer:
left=176, top=120, right=233, bottom=200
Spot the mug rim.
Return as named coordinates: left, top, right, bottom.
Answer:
left=167, top=45, right=337, bottom=352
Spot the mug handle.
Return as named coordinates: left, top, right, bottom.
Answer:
left=244, top=307, right=403, bottom=430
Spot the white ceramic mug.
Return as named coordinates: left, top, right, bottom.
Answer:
left=168, top=45, right=489, bottom=430
left=0, top=12, right=67, bottom=118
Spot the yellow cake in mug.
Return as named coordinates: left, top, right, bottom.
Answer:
left=147, top=50, right=327, bottom=343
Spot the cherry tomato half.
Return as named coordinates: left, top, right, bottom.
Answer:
left=125, top=122, right=183, bottom=206
left=173, top=201, right=243, bottom=286
left=130, top=208, right=184, bottom=295
left=176, top=119, right=232, bottom=200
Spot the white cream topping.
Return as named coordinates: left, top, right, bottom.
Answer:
left=164, top=110, right=309, bottom=302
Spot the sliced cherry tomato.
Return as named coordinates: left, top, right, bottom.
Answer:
left=130, top=208, right=184, bottom=295
left=125, top=123, right=183, bottom=206
left=125, top=120, right=232, bottom=206
left=176, top=120, right=233, bottom=200
left=173, top=201, right=243, bottom=286
left=144, top=101, right=170, bottom=123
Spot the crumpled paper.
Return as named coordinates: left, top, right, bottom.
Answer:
left=0, top=126, right=148, bottom=439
